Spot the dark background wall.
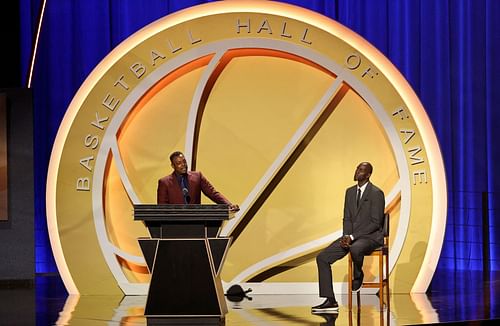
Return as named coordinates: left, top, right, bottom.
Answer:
left=0, top=0, right=21, bottom=88
left=0, top=1, right=34, bottom=283
left=0, top=89, right=34, bottom=282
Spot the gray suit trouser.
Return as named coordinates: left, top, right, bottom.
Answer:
left=316, top=237, right=380, bottom=299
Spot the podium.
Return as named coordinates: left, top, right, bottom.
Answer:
left=134, top=204, right=233, bottom=324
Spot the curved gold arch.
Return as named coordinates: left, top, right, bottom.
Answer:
left=47, top=0, right=446, bottom=295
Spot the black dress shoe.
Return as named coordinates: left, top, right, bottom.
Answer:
left=352, top=272, right=364, bottom=293
left=352, top=279, right=362, bottom=293
left=312, top=298, right=339, bottom=312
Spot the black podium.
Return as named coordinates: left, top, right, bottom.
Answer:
left=134, top=204, right=233, bottom=325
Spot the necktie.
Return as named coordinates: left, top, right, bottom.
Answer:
left=356, top=188, right=361, bottom=207
left=181, top=175, right=190, bottom=204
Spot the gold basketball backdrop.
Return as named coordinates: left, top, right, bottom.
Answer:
left=46, top=1, right=447, bottom=295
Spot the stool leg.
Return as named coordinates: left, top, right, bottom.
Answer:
left=348, top=254, right=353, bottom=310
left=379, top=253, right=383, bottom=310
left=386, top=252, right=390, bottom=312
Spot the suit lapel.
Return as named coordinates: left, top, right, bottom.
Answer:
left=355, top=182, right=371, bottom=215
left=186, top=172, right=193, bottom=195
left=350, top=186, right=359, bottom=216
left=171, top=172, right=182, bottom=191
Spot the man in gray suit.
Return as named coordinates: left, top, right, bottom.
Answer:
left=312, top=162, right=385, bottom=312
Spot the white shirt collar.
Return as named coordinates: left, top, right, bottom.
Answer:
left=357, top=182, right=369, bottom=197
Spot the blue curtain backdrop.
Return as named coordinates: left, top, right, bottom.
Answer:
left=20, top=0, right=500, bottom=286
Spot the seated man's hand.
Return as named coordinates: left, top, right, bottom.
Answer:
left=229, top=204, right=240, bottom=212
left=340, top=235, right=352, bottom=248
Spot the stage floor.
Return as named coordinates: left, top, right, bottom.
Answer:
left=1, top=271, right=499, bottom=325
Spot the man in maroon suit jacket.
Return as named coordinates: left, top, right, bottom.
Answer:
left=157, top=151, right=239, bottom=211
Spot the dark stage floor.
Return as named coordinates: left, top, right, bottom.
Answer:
left=1, top=270, right=499, bottom=325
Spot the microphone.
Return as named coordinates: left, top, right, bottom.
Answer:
left=182, top=187, right=191, bottom=203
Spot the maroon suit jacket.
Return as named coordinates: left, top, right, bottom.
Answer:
left=157, top=171, right=231, bottom=205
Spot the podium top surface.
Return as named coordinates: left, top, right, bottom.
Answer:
left=133, top=204, right=234, bottom=221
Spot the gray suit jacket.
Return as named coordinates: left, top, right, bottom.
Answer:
left=342, top=182, right=385, bottom=245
